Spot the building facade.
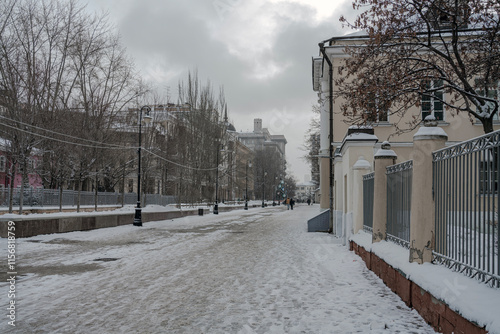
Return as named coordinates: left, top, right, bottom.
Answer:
left=236, top=118, right=287, bottom=201
left=312, top=31, right=500, bottom=225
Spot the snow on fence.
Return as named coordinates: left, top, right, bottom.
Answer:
left=433, top=130, right=500, bottom=288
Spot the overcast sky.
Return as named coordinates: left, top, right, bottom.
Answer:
left=85, top=0, right=356, bottom=182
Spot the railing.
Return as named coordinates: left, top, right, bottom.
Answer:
left=386, top=160, right=413, bottom=249
left=307, top=209, right=330, bottom=232
left=363, top=172, right=375, bottom=233
left=0, top=188, right=177, bottom=209
left=433, top=130, right=500, bottom=288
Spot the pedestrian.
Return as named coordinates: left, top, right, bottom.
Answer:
left=286, top=197, right=290, bottom=210
left=307, top=198, right=311, bottom=206
left=290, top=198, right=295, bottom=210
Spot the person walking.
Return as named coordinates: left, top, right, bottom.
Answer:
left=286, top=197, right=290, bottom=210
left=290, top=198, right=295, bottom=210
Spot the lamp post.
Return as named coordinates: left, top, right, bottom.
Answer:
left=214, top=143, right=223, bottom=215
left=279, top=178, right=284, bottom=204
left=261, top=170, right=267, bottom=208
left=272, top=175, right=277, bottom=206
left=133, top=106, right=152, bottom=226
left=245, top=160, right=252, bottom=210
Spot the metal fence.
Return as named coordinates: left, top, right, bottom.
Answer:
left=433, top=130, right=500, bottom=288
left=386, top=160, right=413, bottom=249
left=0, top=188, right=177, bottom=209
left=363, top=172, right=375, bottom=233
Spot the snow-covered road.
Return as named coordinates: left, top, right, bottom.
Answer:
left=1, top=205, right=436, bottom=333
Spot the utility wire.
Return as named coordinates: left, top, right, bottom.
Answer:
left=143, top=149, right=218, bottom=171
left=0, top=114, right=130, bottom=149
left=0, top=116, right=221, bottom=171
left=0, top=121, right=133, bottom=150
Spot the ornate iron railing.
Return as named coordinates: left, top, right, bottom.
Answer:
left=363, top=172, right=375, bottom=233
left=433, top=129, right=500, bottom=288
left=386, top=160, right=413, bottom=249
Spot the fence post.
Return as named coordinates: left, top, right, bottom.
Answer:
left=353, top=156, right=372, bottom=234
left=373, top=141, right=397, bottom=243
left=409, top=117, right=448, bottom=264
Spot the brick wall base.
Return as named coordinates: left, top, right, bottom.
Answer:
left=350, top=241, right=487, bottom=334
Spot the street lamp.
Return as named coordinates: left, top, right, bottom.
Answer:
left=214, top=143, right=223, bottom=215
left=261, top=170, right=267, bottom=208
left=133, top=105, right=152, bottom=227
left=245, top=160, right=252, bottom=210
left=272, top=175, right=277, bottom=206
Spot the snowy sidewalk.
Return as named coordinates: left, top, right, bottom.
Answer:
left=0, top=205, right=435, bottom=333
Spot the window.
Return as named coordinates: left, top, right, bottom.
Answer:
left=476, top=79, right=499, bottom=121
left=422, top=80, right=444, bottom=121
left=28, top=158, right=36, bottom=173
left=365, top=92, right=388, bottom=123
left=479, top=160, right=498, bottom=194
left=128, top=179, right=134, bottom=193
left=0, top=156, right=5, bottom=172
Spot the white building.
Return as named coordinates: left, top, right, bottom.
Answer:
left=295, top=181, right=316, bottom=202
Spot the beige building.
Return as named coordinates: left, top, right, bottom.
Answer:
left=312, top=31, right=500, bottom=232
left=236, top=118, right=287, bottom=161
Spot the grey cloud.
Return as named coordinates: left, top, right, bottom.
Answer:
left=102, top=0, right=354, bottom=179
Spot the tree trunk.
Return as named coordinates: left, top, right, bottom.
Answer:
left=59, top=185, right=63, bottom=212
left=122, top=166, right=125, bottom=207
left=8, top=164, right=15, bottom=214
left=94, top=169, right=98, bottom=212
left=77, top=176, right=82, bottom=213
left=482, top=117, right=494, bottom=134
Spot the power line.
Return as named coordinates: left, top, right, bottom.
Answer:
left=143, top=149, right=218, bottom=171
left=0, top=121, right=133, bottom=150
left=0, top=114, right=130, bottom=149
left=0, top=114, right=221, bottom=172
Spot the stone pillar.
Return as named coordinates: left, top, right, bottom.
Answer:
left=409, top=119, right=448, bottom=264
left=372, top=141, right=397, bottom=243
left=352, top=156, right=372, bottom=234
left=319, top=157, right=330, bottom=210
left=319, top=89, right=330, bottom=211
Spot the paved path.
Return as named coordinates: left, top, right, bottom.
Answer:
left=0, top=205, right=435, bottom=333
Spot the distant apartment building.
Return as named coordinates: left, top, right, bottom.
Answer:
left=236, top=118, right=287, bottom=201
left=236, top=118, right=287, bottom=161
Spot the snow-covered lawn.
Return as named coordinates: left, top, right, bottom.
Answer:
left=1, top=205, right=435, bottom=333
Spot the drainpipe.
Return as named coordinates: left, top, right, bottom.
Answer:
left=319, top=42, right=335, bottom=235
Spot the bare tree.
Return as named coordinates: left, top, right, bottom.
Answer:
left=0, top=0, right=87, bottom=212
left=253, top=147, right=286, bottom=202
left=69, top=24, right=145, bottom=210
left=0, top=0, right=145, bottom=211
left=337, top=0, right=500, bottom=134
left=302, top=104, right=320, bottom=185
